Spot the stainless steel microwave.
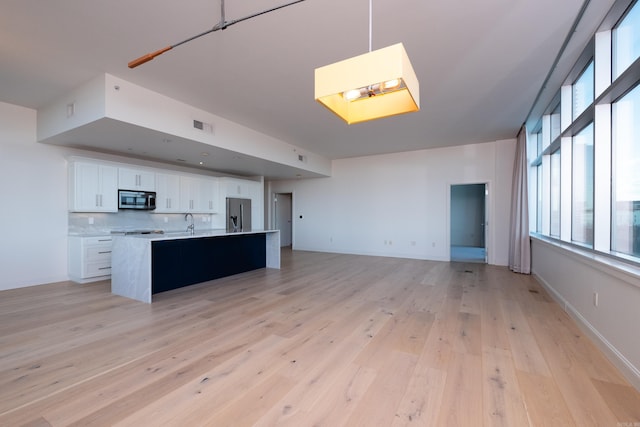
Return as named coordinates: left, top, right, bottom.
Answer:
left=118, top=190, right=156, bottom=210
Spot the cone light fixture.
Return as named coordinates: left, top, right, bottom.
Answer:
left=314, top=1, right=419, bottom=124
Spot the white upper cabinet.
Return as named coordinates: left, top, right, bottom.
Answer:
left=200, top=178, right=219, bottom=214
left=223, top=177, right=252, bottom=198
left=118, top=167, right=155, bottom=191
left=155, top=172, right=181, bottom=213
left=180, top=175, right=219, bottom=214
left=67, top=157, right=258, bottom=217
left=68, top=161, right=118, bottom=212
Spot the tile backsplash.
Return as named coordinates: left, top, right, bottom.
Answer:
left=69, top=211, right=222, bottom=235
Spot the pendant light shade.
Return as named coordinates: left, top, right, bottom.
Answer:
left=314, top=43, right=420, bottom=124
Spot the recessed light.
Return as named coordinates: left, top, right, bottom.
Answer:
left=201, top=152, right=210, bottom=157
left=199, top=161, right=204, bottom=165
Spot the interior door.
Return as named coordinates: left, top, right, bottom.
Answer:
left=274, top=193, right=292, bottom=247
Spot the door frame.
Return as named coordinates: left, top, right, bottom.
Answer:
left=272, top=192, right=294, bottom=248
left=446, top=181, right=491, bottom=264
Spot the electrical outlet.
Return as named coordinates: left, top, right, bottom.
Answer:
left=88, top=217, right=94, bottom=225
left=164, top=217, right=169, bottom=223
left=593, top=292, right=599, bottom=307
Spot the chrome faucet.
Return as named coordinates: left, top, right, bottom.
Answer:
left=184, top=213, right=195, bottom=235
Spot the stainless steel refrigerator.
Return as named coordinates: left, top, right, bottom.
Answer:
left=226, top=197, right=251, bottom=232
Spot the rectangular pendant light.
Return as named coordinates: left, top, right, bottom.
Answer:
left=314, top=43, right=420, bottom=124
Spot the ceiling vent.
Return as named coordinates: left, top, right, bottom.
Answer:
left=193, top=119, right=215, bottom=134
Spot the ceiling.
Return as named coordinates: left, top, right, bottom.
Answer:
left=0, top=0, right=611, bottom=178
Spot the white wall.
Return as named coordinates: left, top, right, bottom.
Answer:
left=531, top=237, right=640, bottom=390
left=0, top=102, right=70, bottom=290
left=268, top=139, right=516, bottom=265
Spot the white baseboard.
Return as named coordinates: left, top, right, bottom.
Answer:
left=533, top=271, right=640, bottom=392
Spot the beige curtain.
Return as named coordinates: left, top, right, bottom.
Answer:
left=509, top=125, right=531, bottom=274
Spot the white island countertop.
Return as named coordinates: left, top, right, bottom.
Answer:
left=111, top=229, right=280, bottom=303
left=113, top=228, right=279, bottom=240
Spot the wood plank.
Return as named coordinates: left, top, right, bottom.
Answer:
left=391, top=364, right=446, bottom=426
left=516, top=370, right=576, bottom=426
left=435, top=351, right=483, bottom=426
left=481, top=346, right=530, bottom=427
left=591, top=378, right=640, bottom=423
left=345, top=350, right=418, bottom=426
left=501, top=297, right=552, bottom=377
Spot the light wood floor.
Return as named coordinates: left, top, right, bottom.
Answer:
left=1, top=249, right=639, bottom=426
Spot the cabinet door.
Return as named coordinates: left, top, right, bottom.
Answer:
left=69, top=162, right=117, bottom=212
left=223, top=178, right=248, bottom=198
left=180, top=176, right=218, bottom=213
left=70, top=162, right=100, bottom=211
left=155, top=173, right=181, bottom=213
left=98, top=165, right=118, bottom=211
left=200, top=178, right=219, bottom=213
left=179, top=176, right=200, bottom=212
left=118, top=167, right=155, bottom=191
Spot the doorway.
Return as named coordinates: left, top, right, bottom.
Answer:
left=274, top=193, right=292, bottom=247
left=450, top=183, right=487, bottom=263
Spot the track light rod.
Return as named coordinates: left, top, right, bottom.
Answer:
left=128, top=0, right=307, bottom=68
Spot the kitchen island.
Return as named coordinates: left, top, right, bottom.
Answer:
left=111, top=229, right=280, bottom=303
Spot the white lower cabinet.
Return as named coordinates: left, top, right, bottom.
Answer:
left=69, top=236, right=113, bottom=283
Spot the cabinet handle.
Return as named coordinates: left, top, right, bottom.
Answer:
left=98, top=251, right=112, bottom=254
left=98, top=266, right=111, bottom=271
left=97, top=239, right=112, bottom=242
left=96, top=194, right=100, bottom=207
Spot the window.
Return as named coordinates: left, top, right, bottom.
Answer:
left=550, top=103, right=561, bottom=142
left=534, top=129, right=543, bottom=156
left=572, top=123, right=594, bottom=246
left=572, top=61, right=594, bottom=120
left=550, top=151, right=561, bottom=237
left=613, top=1, right=640, bottom=79
left=537, top=164, right=543, bottom=232
left=612, top=84, right=640, bottom=256
left=527, top=0, right=640, bottom=264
